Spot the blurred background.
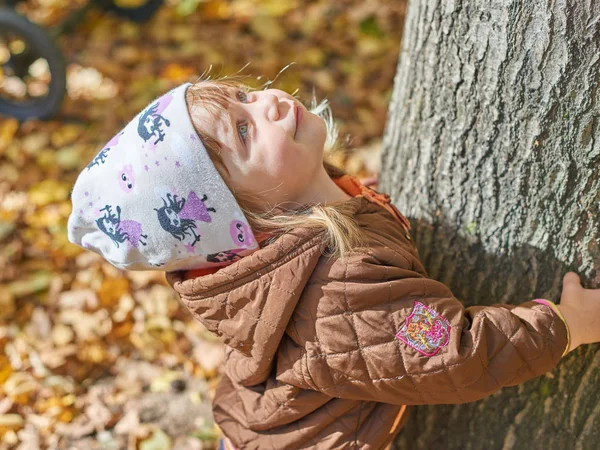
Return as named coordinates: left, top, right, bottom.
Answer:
left=0, top=0, right=407, bottom=448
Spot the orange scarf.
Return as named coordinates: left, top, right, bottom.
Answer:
left=333, top=175, right=411, bottom=232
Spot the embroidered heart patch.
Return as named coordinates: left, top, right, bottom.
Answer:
left=396, top=301, right=451, bottom=356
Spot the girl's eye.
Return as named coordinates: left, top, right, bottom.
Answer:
left=238, top=123, right=249, bottom=143
left=237, top=90, right=249, bottom=103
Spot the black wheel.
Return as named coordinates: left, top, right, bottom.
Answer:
left=0, top=8, right=67, bottom=121
left=92, top=0, right=164, bottom=23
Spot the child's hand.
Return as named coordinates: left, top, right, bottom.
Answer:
left=557, top=272, right=600, bottom=353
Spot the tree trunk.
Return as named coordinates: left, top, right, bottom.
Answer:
left=380, top=1, right=600, bottom=449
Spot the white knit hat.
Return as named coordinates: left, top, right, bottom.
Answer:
left=67, top=83, right=258, bottom=272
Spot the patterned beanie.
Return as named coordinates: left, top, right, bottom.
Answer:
left=67, top=83, right=259, bottom=272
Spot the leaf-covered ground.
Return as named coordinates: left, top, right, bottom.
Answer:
left=0, top=1, right=406, bottom=448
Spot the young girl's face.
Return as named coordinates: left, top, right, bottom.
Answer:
left=196, top=85, right=328, bottom=208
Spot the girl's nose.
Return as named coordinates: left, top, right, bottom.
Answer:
left=260, top=93, right=280, bottom=121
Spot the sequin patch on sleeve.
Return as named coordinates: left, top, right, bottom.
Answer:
left=395, top=301, right=451, bottom=356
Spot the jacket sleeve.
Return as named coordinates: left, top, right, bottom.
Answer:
left=276, top=265, right=570, bottom=406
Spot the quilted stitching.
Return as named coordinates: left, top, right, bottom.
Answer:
left=343, top=257, right=374, bottom=390
left=487, top=307, right=558, bottom=385
left=169, top=194, right=568, bottom=449
left=301, top=273, right=561, bottom=402
left=307, top=270, right=427, bottom=397
left=362, top=235, right=412, bottom=268
left=385, top=268, right=424, bottom=401
left=182, top=232, right=324, bottom=298
left=207, top=282, right=280, bottom=334
left=419, top=279, right=465, bottom=403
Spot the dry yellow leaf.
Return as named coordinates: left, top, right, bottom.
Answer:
left=111, top=320, right=133, bottom=339
left=0, top=414, right=23, bottom=429
left=158, top=329, right=176, bottom=344
left=199, top=1, right=231, bottom=19
left=57, top=408, right=74, bottom=423
left=22, top=133, right=50, bottom=155
left=0, top=287, right=15, bottom=321
left=313, top=70, right=336, bottom=91
left=139, top=428, right=171, bottom=450
left=98, top=277, right=130, bottom=308
left=1, top=429, right=18, bottom=445
left=149, top=370, right=180, bottom=393
left=50, top=124, right=82, bottom=148
left=258, top=0, right=298, bottom=17
left=3, top=373, right=38, bottom=404
left=0, top=119, right=19, bottom=155
left=77, top=341, right=108, bottom=364
left=52, top=324, right=75, bottom=346
left=0, top=355, right=12, bottom=386
left=61, top=309, right=112, bottom=341
left=34, top=396, right=63, bottom=414
left=189, top=391, right=202, bottom=404
left=38, top=344, right=78, bottom=369
left=160, top=63, right=196, bottom=84
left=62, top=394, right=76, bottom=406
left=56, top=145, right=88, bottom=170
left=145, top=315, right=171, bottom=332
left=28, top=179, right=71, bottom=206
left=357, top=35, right=388, bottom=57
left=230, top=0, right=298, bottom=17
left=297, top=48, right=326, bottom=67
left=26, top=204, right=63, bottom=230
left=113, top=45, right=142, bottom=66
left=250, top=15, right=285, bottom=43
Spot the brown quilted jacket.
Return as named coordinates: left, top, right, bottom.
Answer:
left=166, top=179, right=569, bottom=450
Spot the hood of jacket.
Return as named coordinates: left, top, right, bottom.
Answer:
left=165, top=195, right=396, bottom=387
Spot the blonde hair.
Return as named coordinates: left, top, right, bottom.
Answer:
left=185, top=74, right=368, bottom=259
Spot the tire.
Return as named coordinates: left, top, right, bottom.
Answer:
left=92, top=0, right=164, bottom=23
left=0, top=8, right=67, bottom=121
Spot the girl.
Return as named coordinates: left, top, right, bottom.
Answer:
left=68, top=78, right=600, bottom=450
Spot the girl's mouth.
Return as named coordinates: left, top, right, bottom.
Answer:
left=294, top=104, right=303, bottom=137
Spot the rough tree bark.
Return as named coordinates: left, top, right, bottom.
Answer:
left=380, top=1, right=600, bottom=449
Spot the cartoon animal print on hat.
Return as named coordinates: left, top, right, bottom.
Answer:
left=138, top=93, right=173, bottom=145
left=118, top=164, right=136, bottom=193
left=87, top=132, right=122, bottom=170
left=154, top=192, right=216, bottom=246
left=178, top=191, right=216, bottom=223
left=230, top=220, right=256, bottom=248
left=96, top=204, right=148, bottom=249
left=68, top=83, right=260, bottom=272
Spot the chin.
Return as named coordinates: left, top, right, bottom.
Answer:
left=312, top=118, right=328, bottom=145
left=296, top=112, right=327, bottom=151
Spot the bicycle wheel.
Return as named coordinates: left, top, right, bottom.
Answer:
left=0, top=7, right=67, bottom=121
left=92, top=0, right=164, bottom=23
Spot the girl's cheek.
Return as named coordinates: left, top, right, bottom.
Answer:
left=268, top=131, right=289, bottom=150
